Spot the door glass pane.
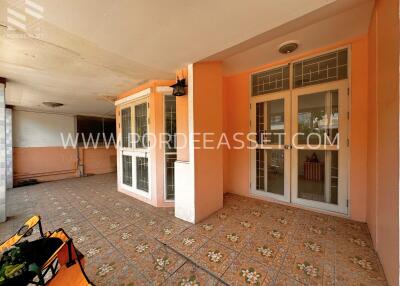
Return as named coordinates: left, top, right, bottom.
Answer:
left=256, top=99, right=285, bottom=145
left=122, top=155, right=132, bottom=186
left=165, top=154, right=176, bottom=200
left=256, top=149, right=284, bottom=195
left=136, top=157, right=148, bottom=192
left=121, top=108, right=131, bottom=148
left=165, top=95, right=176, bottom=152
left=298, top=150, right=338, bottom=204
left=165, top=95, right=176, bottom=200
left=297, top=90, right=338, bottom=145
left=135, top=103, right=148, bottom=148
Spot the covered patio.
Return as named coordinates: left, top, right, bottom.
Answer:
left=0, top=0, right=398, bottom=285
left=0, top=174, right=387, bottom=285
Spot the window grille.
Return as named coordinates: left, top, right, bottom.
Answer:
left=121, top=108, right=131, bottom=148
left=251, top=65, right=290, bottom=96
left=136, top=157, right=149, bottom=192
left=135, top=103, right=148, bottom=148
left=293, top=49, right=348, bottom=88
left=122, top=155, right=132, bottom=186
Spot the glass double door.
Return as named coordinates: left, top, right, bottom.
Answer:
left=250, top=81, right=348, bottom=214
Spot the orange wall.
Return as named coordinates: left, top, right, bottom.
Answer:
left=176, top=69, right=189, bottom=162
left=82, top=147, right=117, bottom=175
left=13, top=147, right=79, bottom=183
left=193, top=62, right=224, bottom=221
left=367, top=0, right=399, bottom=285
left=13, top=147, right=116, bottom=184
left=223, top=36, right=370, bottom=221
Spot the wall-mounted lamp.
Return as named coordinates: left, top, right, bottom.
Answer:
left=170, top=78, right=187, bottom=96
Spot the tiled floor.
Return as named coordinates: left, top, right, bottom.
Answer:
left=0, top=174, right=388, bottom=285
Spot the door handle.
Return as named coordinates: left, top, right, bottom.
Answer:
left=284, top=145, right=292, bottom=150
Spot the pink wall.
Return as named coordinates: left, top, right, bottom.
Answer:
left=367, top=0, right=399, bottom=285
left=223, top=36, right=370, bottom=221
left=193, top=62, right=224, bottom=221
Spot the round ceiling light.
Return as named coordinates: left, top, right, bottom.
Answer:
left=42, top=102, right=64, bottom=108
left=278, top=41, right=299, bottom=54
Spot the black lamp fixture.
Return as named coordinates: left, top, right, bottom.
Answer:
left=170, top=77, right=187, bottom=96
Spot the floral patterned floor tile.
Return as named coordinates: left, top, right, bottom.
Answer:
left=289, top=235, right=335, bottom=263
left=273, top=272, right=305, bottom=286
left=253, top=226, right=294, bottom=249
left=129, top=245, right=186, bottom=285
left=192, top=240, right=238, bottom=277
left=79, top=238, right=116, bottom=262
left=117, top=233, right=161, bottom=261
left=151, top=245, right=187, bottom=274
left=281, top=251, right=334, bottom=286
left=1, top=173, right=389, bottom=285
left=134, top=214, right=170, bottom=235
left=163, top=261, right=219, bottom=286
left=83, top=251, right=130, bottom=285
left=335, top=249, right=387, bottom=285
left=335, top=264, right=388, bottom=286
left=221, top=253, right=277, bottom=286
left=168, top=228, right=209, bottom=257
left=212, top=224, right=253, bottom=252
left=104, top=224, right=142, bottom=246
left=241, top=237, right=287, bottom=269
left=153, top=221, right=188, bottom=243
left=98, top=261, right=151, bottom=286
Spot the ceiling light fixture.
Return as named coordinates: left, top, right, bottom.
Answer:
left=278, top=41, right=299, bottom=54
left=42, top=102, right=64, bottom=108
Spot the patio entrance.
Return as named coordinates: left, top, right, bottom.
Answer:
left=250, top=48, right=349, bottom=214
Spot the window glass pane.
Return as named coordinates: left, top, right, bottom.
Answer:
left=293, top=49, right=348, bottom=88
left=122, top=155, right=132, bottom=186
left=298, top=150, right=338, bottom=205
left=251, top=65, right=290, bottom=96
left=136, top=157, right=148, bottom=192
left=121, top=108, right=131, bottom=148
left=135, top=103, right=148, bottom=148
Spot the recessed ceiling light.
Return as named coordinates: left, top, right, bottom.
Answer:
left=278, top=41, right=299, bottom=54
left=43, top=102, right=64, bottom=108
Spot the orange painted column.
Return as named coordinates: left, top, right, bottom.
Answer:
left=193, top=62, right=224, bottom=222
left=366, top=1, right=399, bottom=285
left=175, top=62, right=224, bottom=223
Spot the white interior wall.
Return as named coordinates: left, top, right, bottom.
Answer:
left=13, top=110, right=75, bottom=147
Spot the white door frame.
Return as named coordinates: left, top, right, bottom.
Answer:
left=290, top=79, right=349, bottom=214
left=250, top=90, right=291, bottom=203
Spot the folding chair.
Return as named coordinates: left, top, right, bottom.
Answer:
left=0, top=215, right=44, bottom=253
left=42, top=228, right=93, bottom=286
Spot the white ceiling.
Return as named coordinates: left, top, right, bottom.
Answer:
left=0, top=0, right=372, bottom=116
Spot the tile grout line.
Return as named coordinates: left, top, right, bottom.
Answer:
left=153, top=234, right=230, bottom=286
